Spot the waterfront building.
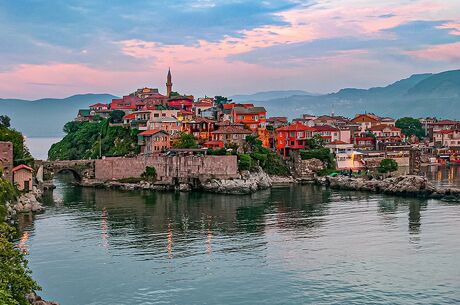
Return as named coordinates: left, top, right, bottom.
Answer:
left=211, top=125, right=252, bottom=149
left=12, top=164, right=33, bottom=192
left=138, top=130, right=170, bottom=155
left=76, top=109, right=93, bottom=122
left=182, top=117, right=217, bottom=140
left=276, top=122, right=315, bottom=157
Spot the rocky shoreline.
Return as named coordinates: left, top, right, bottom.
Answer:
left=317, top=175, right=460, bottom=201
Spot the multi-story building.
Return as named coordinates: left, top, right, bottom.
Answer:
left=312, top=125, right=340, bottom=143
left=138, top=130, right=170, bottom=155
left=210, top=125, right=252, bottom=149
left=276, top=122, right=315, bottom=157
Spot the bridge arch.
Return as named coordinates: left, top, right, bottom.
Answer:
left=41, top=160, right=96, bottom=182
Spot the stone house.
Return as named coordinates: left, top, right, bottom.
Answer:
left=138, top=130, right=171, bottom=155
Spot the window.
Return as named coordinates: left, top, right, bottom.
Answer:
left=279, top=132, right=283, bottom=137
left=290, top=131, right=295, bottom=137
left=290, top=141, right=295, bottom=146
left=297, top=131, right=303, bottom=138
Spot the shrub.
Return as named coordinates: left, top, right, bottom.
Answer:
left=207, top=148, right=227, bottom=155
left=238, top=154, right=253, bottom=171
left=141, top=166, right=157, bottom=182
left=300, top=148, right=335, bottom=168
left=378, top=158, right=398, bottom=174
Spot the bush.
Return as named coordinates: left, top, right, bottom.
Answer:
left=141, top=166, right=157, bottom=182
left=172, top=132, right=198, bottom=149
left=238, top=154, right=253, bottom=171
left=117, top=177, right=143, bottom=183
left=207, top=148, right=227, bottom=155
left=300, top=148, right=334, bottom=168
left=378, top=158, right=398, bottom=174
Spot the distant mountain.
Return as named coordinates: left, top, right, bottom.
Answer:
left=230, top=90, right=316, bottom=103
left=0, top=94, right=117, bottom=137
left=254, top=70, right=460, bottom=120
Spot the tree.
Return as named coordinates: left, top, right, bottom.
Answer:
left=306, top=134, right=325, bottom=149
left=396, top=117, right=425, bottom=139
left=141, top=166, right=157, bottom=182
left=300, top=148, right=335, bottom=168
left=172, top=132, right=197, bottom=149
left=0, top=115, right=11, bottom=128
left=109, top=110, right=126, bottom=124
left=0, top=125, right=32, bottom=165
left=378, top=158, right=398, bottom=174
left=63, top=121, right=80, bottom=134
left=214, top=96, right=232, bottom=106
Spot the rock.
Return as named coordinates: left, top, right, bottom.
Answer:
left=26, top=292, right=60, bottom=305
left=202, top=167, right=272, bottom=194
left=270, top=175, right=295, bottom=184
left=178, top=183, right=191, bottom=192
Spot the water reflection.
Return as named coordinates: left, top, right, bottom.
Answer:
left=21, top=175, right=460, bottom=305
left=423, top=165, right=460, bottom=187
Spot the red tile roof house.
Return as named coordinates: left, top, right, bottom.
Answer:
left=138, top=130, right=171, bottom=155
left=12, top=164, right=33, bottom=192
left=89, top=103, right=111, bottom=119
left=312, top=125, right=340, bottom=143
left=211, top=125, right=252, bottom=151
left=276, top=122, right=315, bottom=158
left=369, top=124, right=403, bottom=142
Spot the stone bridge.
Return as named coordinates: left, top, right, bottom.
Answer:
left=38, top=160, right=96, bottom=181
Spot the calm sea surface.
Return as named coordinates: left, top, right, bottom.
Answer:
left=17, top=169, right=460, bottom=305
left=25, top=137, right=62, bottom=160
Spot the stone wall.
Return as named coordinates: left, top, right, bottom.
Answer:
left=0, top=141, right=13, bottom=182
left=95, top=155, right=238, bottom=183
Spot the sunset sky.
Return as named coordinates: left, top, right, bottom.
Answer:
left=1, top=0, right=459, bottom=99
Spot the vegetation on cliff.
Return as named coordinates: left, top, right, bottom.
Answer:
left=378, top=158, right=399, bottom=174
left=239, top=136, right=290, bottom=176
left=0, top=116, right=32, bottom=166
left=0, top=176, right=40, bottom=305
left=48, top=119, right=140, bottom=160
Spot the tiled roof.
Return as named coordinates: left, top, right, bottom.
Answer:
left=312, top=125, right=339, bottom=132
left=212, top=126, right=252, bottom=134
left=89, top=103, right=107, bottom=108
left=277, top=123, right=315, bottom=132
left=138, top=129, right=167, bottom=136
left=123, top=114, right=136, bottom=119
left=369, top=124, right=401, bottom=131
left=326, top=140, right=349, bottom=145
left=78, top=109, right=91, bottom=116
left=12, top=164, right=33, bottom=172
left=232, top=106, right=266, bottom=114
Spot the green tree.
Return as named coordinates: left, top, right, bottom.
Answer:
left=109, top=110, right=125, bottom=124
left=49, top=120, right=140, bottom=160
left=0, top=115, right=11, bottom=128
left=378, top=158, right=398, bottom=174
left=396, top=117, right=425, bottom=139
left=0, top=124, right=32, bottom=165
left=214, top=96, right=232, bottom=106
left=238, top=154, right=253, bottom=171
left=300, top=148, right=335, bottom=168
left=172, top=133, right=197, bottom=149
left=306, top=134, right=325, bottom=149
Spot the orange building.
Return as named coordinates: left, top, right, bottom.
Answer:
left=231, top=106, right=269, bottom=146
left=276, top=122, right=315, bottom=157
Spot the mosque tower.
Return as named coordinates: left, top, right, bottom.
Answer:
left=166, top=68, right=173, bottom=97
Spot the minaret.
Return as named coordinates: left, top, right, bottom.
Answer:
left=166, top=68, right=173, bottom=97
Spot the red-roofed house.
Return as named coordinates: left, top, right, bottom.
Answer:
left=12, top=164, right=33, bottom=192
left=138, top=130, right=170, bottom=155
left=276, top=122, right=315, bottom=157
left=369, top=124, right=403, bottom=142
left=312, top=125, right=340, bottom=143
left=211, top=125, right=252, bottom=149
left=351, top=114, right=380, bottom=132
left=168, top=96, right=194, bottom=111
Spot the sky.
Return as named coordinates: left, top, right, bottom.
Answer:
left=0, top=0, right=459, bottom=100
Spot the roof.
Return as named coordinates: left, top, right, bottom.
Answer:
left=267, top=117, right=288, bottom=122
left=138, top=129, right=168, bottom=136
left=369, top=124, right=401, bottom=131
left=12, top=164, right=33, bottom=172
left=430, top=120, right=459, bottom=125
left=232, top=106, right=266, bottom=114
left=212, top=126, right=252, bottom=134
left=312, top=125, right=339, bottom=132
left=78, top=109, right=91, bottom=116
left=276, top=122, right=315, bottom=132
left=325, top=140, right=350, bottom=145
left=204, top=140, right=224, bottom=145
left=123, top=113, right=136, bottom=119
left=194, top=101, right=214, bottom=107
left=223, top=104, right=236, bottom=109
left=89, top=103, right=107, bottom=108
left=351, top=114, right=379, bottom=124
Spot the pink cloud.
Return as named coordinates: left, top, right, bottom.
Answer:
left=406, top=42, right=460, bottom=62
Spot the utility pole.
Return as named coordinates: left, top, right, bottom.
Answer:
left=99, top=132, right=102, bottom=159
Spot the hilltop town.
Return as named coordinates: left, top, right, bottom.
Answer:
left=70, top=69, right=459, bottom=172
